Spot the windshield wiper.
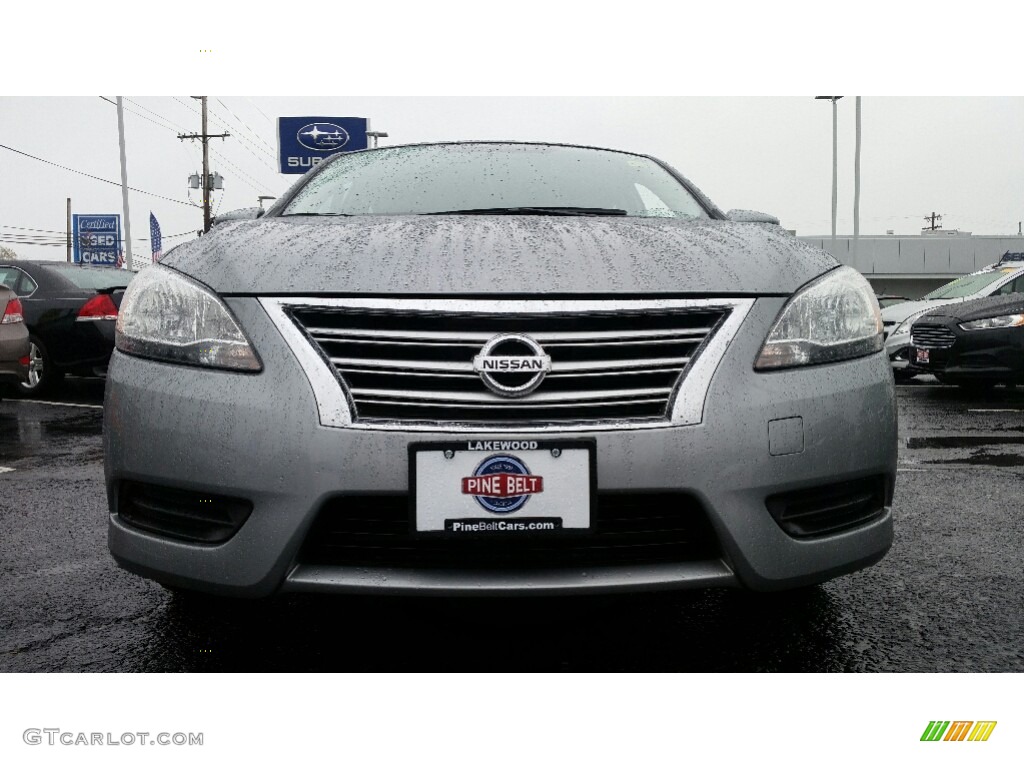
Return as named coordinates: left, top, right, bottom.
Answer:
left=419, top=207, right=628, bottom=217
left=278, top=212, right=351, bottom=217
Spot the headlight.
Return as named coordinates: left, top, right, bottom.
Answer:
left=755, top=266, right=883, bottom=370
left=893, top=310, right=930, bottom=336
left=959, top=314, right=1024, bottom=331
left=115, top=265, right=261, bottom=371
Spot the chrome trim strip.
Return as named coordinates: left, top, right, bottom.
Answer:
left=670, top=299, right=753, bottom=425
left=328, top=355, right=692, bottom=375
left=261, top=298, right=352, bottom=427
left=283, top=559, right=737, bottom=595
left=306, top=326, right=715, bottom=343
left=351, top=385, right=672, bottom=405
left=260, top=297, right=755, bottom=432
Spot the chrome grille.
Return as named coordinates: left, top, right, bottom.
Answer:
left=288, top=305, right=731, bottom=426
left=911, top=324, right=956, bottom=349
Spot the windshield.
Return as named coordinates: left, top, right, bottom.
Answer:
left=50, top=266, right=132, bottom=291
left=921, top=270, right=1013, bottom=300
left=281, top=144, right=710, bottom=219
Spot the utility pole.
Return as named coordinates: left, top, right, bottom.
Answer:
left=116, top=97, right=134, bottom=270
left=178, top=96, right=229, bottom=234
left=66, top=197, right=71, bottom=263
left=924, top=212, right=943, bottom=231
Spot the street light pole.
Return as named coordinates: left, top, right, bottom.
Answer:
left=853, top=97, right=862, bottom=260
left=815, top=96, right=843, bottom=254
left=115, top=97, right=134, bottom=270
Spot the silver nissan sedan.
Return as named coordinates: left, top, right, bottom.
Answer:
left=105, top=141, right=897, bottom=597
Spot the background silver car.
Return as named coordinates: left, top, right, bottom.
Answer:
left=105, top=142, right=897, bottom=598
left=0, top=285, right=29, bottom=390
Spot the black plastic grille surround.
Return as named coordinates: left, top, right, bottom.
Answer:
left=299, top=493, right=720, bottom=568
left=765, top=476, right=888, bottom=539
left=289, top=307, right=730, bottom=426
left=911, top=324, right=957, bottom=349
left=117, top=481, right=253, bottom=544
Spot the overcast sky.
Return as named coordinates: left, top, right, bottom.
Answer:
left=2, top=96, right=1022, bottom=262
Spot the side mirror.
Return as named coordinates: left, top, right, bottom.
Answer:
left=211, top=207, right=263, bottom=226
left=726, top=209, right=780, bottom=225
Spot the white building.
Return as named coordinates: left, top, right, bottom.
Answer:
left=797, top=233, right=1024, bottom=298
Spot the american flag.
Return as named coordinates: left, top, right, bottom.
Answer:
left=150, top=212, right=163, bottom=263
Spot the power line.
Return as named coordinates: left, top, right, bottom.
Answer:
left=207, top=146, right=273, bottom=195
left=209, top=103, right=276, bottom=161
left=0, top=239, right=66, bottom=248
left=178, top=96, right=278, bottom=169
left=172, top=96, right=278, bottom=190
left=120, top=98, right=214, bottom=177
left=0, top=224, right=65, bottom=234
left=244, top=96, right=276, bottom=127
left=124, top=98, right=187, bottom=132
left=98, top=96, right=180, bottom=134
left=110, top=96, right=207, bottom=176
left=1, top=227, right=193, bottom=242
left=0, top=143, right=200, bottom=208
left=216, top=98, right=276, bottom=154
left=0, top=232, right=194, bottom=253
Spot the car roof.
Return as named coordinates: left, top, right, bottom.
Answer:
left=11, top=261, right=133, bottom=292
left=980, top=252, right=1024, bottom=272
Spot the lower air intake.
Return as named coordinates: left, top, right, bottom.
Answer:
left=300, top=492, right=720, bottom=568
left=117, top=481, right=253, bottom=544
left=765, top=476, right=888, bottom=539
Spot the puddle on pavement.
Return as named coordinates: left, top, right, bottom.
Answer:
left=0, top=408, right=103, bottom=465
left=923, top=451, right=1024, bottom=468
left=905, top=435, right=1024, bottom=449
left=905, top=434, right=1024, bottom=468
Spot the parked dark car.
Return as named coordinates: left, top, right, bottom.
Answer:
left=0, top=286, right=30, bottom=393
left=909, top=293, right=1024, bottom=389
left=0, top=261, right=132, bottom=394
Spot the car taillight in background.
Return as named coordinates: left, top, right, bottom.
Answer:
left=1, top=298, right=24, bottom=324
left=76, top=293, right=119, bottom=322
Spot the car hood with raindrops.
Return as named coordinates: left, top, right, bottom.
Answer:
left=161, top=215, right=837, bottom=296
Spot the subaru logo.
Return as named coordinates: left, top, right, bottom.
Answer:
left=296, top=123, right=350, bottom=152
left=473, top=334, right=551, bottom=398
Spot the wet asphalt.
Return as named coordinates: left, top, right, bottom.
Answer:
left=0, top=377, right=1022, bottom=672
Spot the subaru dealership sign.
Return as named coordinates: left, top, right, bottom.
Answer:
left=72, top=214, right=121, bottom=266
left=278, top=117, right=369, bottom=173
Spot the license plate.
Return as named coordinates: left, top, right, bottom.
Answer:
left=410, top=440, right=595, bottom=535
left=915, top=348, right=930, bottom=364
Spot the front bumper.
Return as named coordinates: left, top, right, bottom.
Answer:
left=909, top=319, right=1024, bottom=381
left=58, top=319, right=115, bottom=375
left=0, top=322, right=30, bottom=383
left=884, top=329, right=913, bottom=370
left=105, top=297, right=898, bottom=597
